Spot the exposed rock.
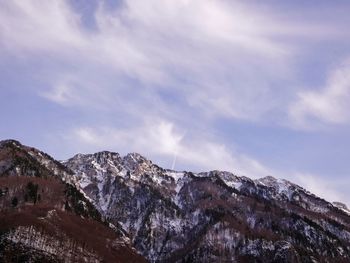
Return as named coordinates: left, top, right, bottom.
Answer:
left=64, top=151, right=350, bottom=262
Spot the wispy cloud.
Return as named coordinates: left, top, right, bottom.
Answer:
left=293, top=173, right=350, bottom=205
left=289, top=61, right=350, bottom=130
left=1, top=0, right=349, bottom=121
left=69, top=119, right=272, bottom=177
left=0, top=0, right=333, bottom=122
left=1, top=0, right=350, bottom=206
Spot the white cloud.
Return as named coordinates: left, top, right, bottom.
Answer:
left=71, top=119, right=271, bottom=178
left=72, top=120, right=184, bottom=156
left=42, top=79, right=76, bottom=105
left=1, top=0, right=348, bottom=123
left=289, top=62, right=350, bottom=129
left=0, top=0, right=302, bottom=122
left=0, top=1, right=84, bottom=53
left=293, top=173, right=350, bottom=205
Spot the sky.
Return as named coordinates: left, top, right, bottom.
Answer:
left=1, top=0, right=350, bottom=205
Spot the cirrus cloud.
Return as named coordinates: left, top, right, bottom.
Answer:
left=69, top=119, right=272, bottom=178
left=289, top=61, right=350, bottom=129
left=1, top=0, right=350, bottom=206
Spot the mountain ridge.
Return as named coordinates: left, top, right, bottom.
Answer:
left=1, top=139, right=350, bottom=262
left=0, top=139, right=146, bottom=262
left=64, top=149, right=347, bottom=208
left=63, top=148, right=350, bottom=262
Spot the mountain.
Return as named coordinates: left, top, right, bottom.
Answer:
left=63, top=151, right=350, bottom=262
left=0, top=140, right=146, bottom=262
left=1, top=140, right=350, bottom=262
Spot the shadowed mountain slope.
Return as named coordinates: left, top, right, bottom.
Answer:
left=0, top=140, right=146, bottom=263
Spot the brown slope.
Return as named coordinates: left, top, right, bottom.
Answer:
left=0, top=140, right=146, bottom=263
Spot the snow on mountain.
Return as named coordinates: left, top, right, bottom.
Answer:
left=2, top=139, right=350, bottom=262
left=63, top=150, right=350, bottom=263
left=0, top=140, right=146, bottom=262
left=333, top=202, right=350, bottom=215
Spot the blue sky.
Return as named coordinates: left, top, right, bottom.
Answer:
left=1, top=0, right=350, bottom=205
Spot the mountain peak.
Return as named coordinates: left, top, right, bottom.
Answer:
left=124, top=152, right=149, bottom=162
left=2, top=140, right=350, bottom=262
left=63, top=149, right=350, bottom=262
left=0, top=140, right=146, bottom=262
left=0, top=139, right=22, bottom=148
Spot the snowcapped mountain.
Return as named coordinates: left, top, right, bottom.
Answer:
left=0, top=140, right=146, bottom=262
left=1, top=139, right=350, bottom=262
left=63, top=150, right=350, bottom=262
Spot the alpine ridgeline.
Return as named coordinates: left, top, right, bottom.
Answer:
left=1, top=140, right=350, bottom=262
left=63, top=150, right=350, bottom=262
left=0, top=140, right=145, bottom=263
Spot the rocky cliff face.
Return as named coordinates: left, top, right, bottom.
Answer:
left=63, top=151, right=350, bottom=263
left=0, top=140, right=146, bottom=263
